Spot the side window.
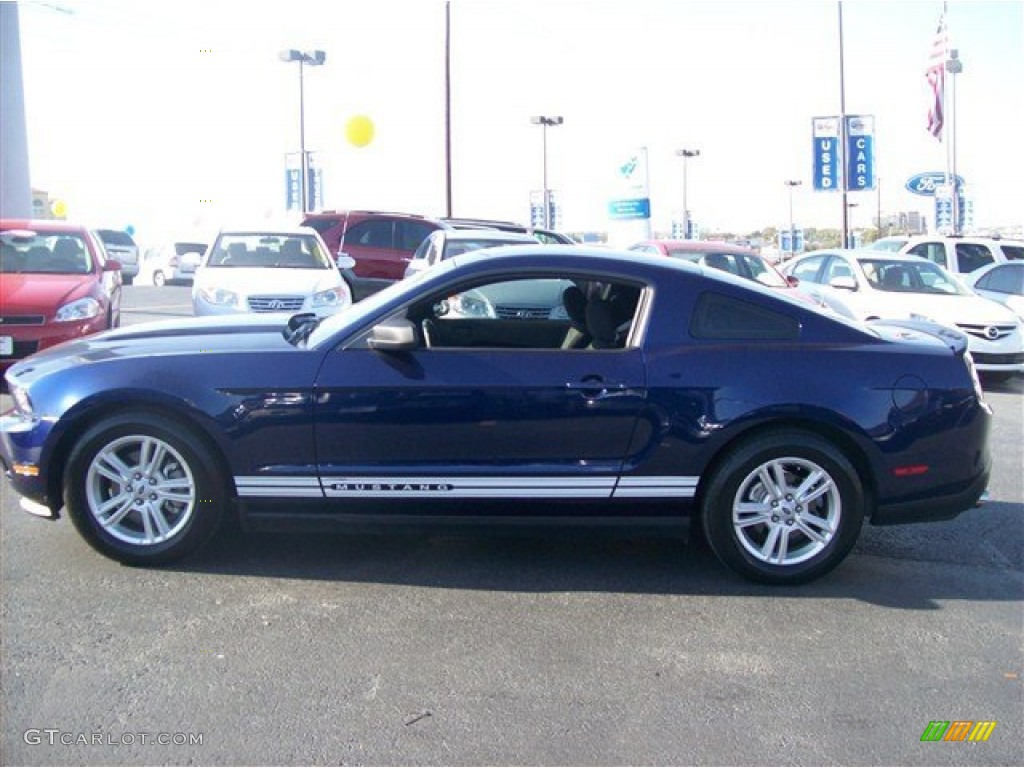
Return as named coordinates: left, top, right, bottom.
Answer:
left=790, top=256, right=826, bottom=283
left=823, top=257, right=854, bottom=283
left=702, top=252, right=740, bottom=276
left=690, top=292, right=800, bottom=340
left=409, top=234, right=434, bottom=263
left=977, top=265, right=1023, bottom=295
left=907, top=242, right=947, bottom=268
left=398, top=221, right=436, bottom=251
left=955, top=244, right=994, bottom=273
left=400, top=277, right=644, bottom=351
left=1000, top=245, right=1024, bottom=261
left=346, top=220, right=394, bottom=250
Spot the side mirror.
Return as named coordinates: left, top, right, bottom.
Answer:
left=367, top=318, right=418, bottom=351
left=103, top=259, right=122, bottom=272
left=829, top=276, right=858, bottom=291
left=335, top=252, right=356, bottom=270
left=786, top=275, right=800, bottom=288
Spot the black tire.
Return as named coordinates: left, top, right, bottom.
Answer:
left=122, top=275, right=134, bottom=285
left=64, top=412, right=226, bottom=566
left=152, top=270, right=166, bottom=287
left=701, top=430, right=864, bottom=585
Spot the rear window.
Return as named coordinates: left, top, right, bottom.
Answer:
left=96, top=229, right=137, bottom=247
left=690, top=292, right=800, bottom=340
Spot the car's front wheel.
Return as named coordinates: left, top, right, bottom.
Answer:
left=64, top=413, right=226, bottom=565
left=701, top=431, right=865, bottom=585
left=152, top=270, right=166, bottom=287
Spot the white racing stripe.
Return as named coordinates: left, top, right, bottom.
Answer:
left=234, top=475, right=700, bottom=499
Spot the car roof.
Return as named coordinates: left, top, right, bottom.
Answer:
left=216, top=225, right=322, bottom=237
left=632, top=239, right=758, bottom=254
left=902, top=234, right=1024, bottom=246
left=799, top=248, right=936, bottom=263
left=0, top=218, right=91, bottom=234
left=441, top=229, right=539, bottom=242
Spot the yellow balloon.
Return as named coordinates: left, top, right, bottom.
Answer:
left=345, top=115, right=374, bottom=148
left=50, top=199, right=67, bottom=218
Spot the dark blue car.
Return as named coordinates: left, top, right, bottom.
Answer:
left=0, top=247, right=992, bottom=584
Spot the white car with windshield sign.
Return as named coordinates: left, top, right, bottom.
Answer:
left=193, top=228, right=353, bottom=317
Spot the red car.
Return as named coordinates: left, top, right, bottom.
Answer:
left=1, top=219, right=123, bottom=375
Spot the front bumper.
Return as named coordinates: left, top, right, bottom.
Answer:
left=0, top=410, right=57, bottom=514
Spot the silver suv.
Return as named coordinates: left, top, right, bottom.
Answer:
left=95, top=229, right=141, bottom=284
left=899, top=235, right=1024, bottom=278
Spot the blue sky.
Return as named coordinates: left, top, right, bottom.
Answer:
left=14, top=0, right=1024, bottom=243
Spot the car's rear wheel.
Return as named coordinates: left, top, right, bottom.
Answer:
left=152, top=270, right=166, bottom=287
left=701, top=431, right=864, bottom=585
left=65, top=413, right=226, bottom=565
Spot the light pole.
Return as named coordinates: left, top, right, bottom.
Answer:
left=846, top=202, right=859, bottom=248
left=784, top=180, right=802, bottom=259
left=279, top=48, right=326, bottom=214
left=530, top=116, right=563, bottom=228
left=676, top=148, right=700, bottom=239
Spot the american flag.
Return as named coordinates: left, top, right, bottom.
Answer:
left=926, top=13, right=948, bottom=139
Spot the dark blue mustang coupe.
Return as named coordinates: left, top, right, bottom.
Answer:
left=0, top=247, right=992, bottom=584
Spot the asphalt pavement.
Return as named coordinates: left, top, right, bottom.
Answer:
left=1, top=285, right=1021, bottom=766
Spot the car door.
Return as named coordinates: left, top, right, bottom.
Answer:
left=312, top=274, right=648, bottom=502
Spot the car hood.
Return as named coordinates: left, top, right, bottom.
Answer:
left=194, top=267, right=340, bottom=294
left=0, top=274, right=96, bottom=313
left=905, top=293, right=1021, bottom=324
left=6, top=314, right=297, bottom=385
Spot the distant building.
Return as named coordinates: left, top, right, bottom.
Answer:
left=875, top=211, right=926, bottom=235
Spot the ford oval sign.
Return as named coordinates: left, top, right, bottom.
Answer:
left=905, top=172, right=965, bottom=196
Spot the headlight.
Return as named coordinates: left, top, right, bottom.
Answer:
left=964, top=351, right=985, bottom=402
left=10, top=384, right=33, bottom=417
left=199, top=287, right=239, bottom=306
left=312, top=287, right=342, bottom=307
left=452, top=293, right=495, bottom=318
left=55, top=297, right=101, bottom=322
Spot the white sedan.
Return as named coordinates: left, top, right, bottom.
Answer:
left=781, top=249, right=1024, bottom=379
left=193, top=227, right=353, bottom=318
left=964, top=260, right=1024, bottom=319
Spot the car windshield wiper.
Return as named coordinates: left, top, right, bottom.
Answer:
left=282, top=312, right=321, bottom=346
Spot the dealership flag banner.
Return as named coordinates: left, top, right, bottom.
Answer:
left=845, top=115, right=876, bottom=191
left=812, top=117, right=841, bottom=192
left=926, top=11, right=948, bottom=139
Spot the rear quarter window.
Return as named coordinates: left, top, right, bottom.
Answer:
left=1000, top=245, right=1024, bottom=261
left=690, top=292, right=800, bottom=340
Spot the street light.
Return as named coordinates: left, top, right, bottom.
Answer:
left=676, top=148, right=700, bottom=239
left=530, top=116, right=563, bottom=228
left=784, top=180, right=802, bottom=259
left=279, top=48, right=326, bottom=214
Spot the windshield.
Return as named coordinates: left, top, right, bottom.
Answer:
left=0, top=230, right=94, bottom=274
left=859, top=258, right=969, bottom=295
left=206, top=233, right=332, bottom=269
left=306, top=260, right=454, bottom=348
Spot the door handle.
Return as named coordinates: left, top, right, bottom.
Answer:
left=565, top=375, right=627, bottom=400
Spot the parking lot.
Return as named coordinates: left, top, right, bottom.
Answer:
left=2, top=285, right=1022, bottom=766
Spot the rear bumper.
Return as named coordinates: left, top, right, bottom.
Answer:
left=871, top=463, right=990, bottom=525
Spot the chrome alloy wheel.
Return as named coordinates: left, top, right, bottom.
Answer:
left=731, top=456, right=841, bottom=566
left=84, top=435, right=196, bottom=546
